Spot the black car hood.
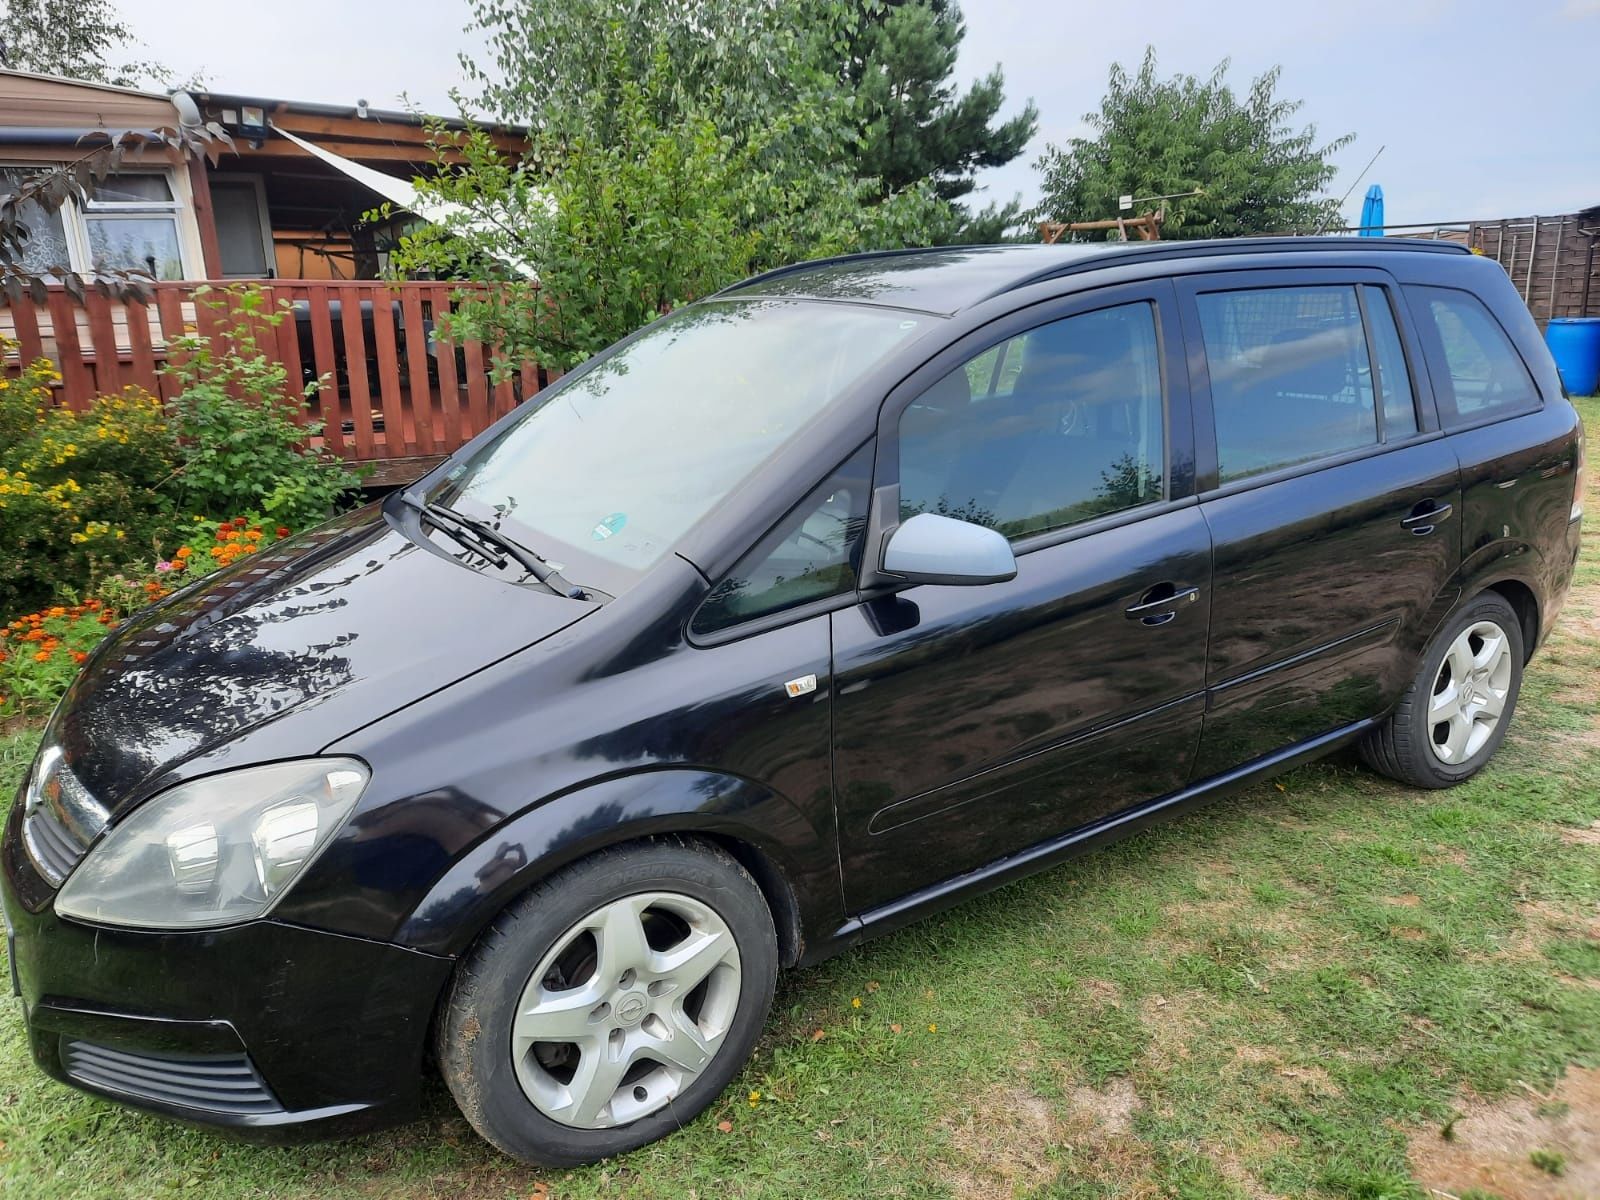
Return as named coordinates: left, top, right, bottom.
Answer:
left=54, top=505, right=594, bottom=815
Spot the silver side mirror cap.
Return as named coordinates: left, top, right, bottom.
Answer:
left=881, top=512, right=1017, bottom=586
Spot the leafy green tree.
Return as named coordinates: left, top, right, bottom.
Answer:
left=462, top=0, right=852, bottom=142
left=401, top=13, right=953, bottom=370
left=846, top=0, right=1035, bottom=236
left=1034, top=48, right=1352, bottom=239
left=0, top=0, right=174, bottom=87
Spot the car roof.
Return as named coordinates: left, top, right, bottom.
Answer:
left=716, top=238, right=1472, bottom=316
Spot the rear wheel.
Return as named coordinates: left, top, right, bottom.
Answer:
left=437, top=839, right=777, bottom=1165
left=1360, top=591, right=1524, bottom=788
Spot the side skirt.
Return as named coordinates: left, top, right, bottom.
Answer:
left=799, top=717, right=1377, bottom=967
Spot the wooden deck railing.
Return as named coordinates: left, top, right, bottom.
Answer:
left=0, top=281, right=556, bottom=485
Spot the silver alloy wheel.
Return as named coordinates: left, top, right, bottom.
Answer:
left=510, top=891, right=742, bottom=1129
left=1428, top=619, right=1514, bottom=765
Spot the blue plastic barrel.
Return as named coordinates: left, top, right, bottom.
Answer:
left=1546, top=317, right=1600, bottom=396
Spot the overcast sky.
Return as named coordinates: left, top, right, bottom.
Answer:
left=118, top=0, right=1599, bottom=228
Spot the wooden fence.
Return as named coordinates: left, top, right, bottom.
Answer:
left=1468, top=209, right=1600, bottom=326
left=0, top=281, right=556, bottom=485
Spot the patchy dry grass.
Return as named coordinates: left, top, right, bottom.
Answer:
left=1, top=397, right=1597, bottom=1199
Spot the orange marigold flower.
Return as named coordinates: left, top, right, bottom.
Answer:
left=71, top=650, right=87, bottom=664
left=175, top=547, right=191, bottom=560
left=245, top=530, right=262, bottom=542
left=47, top=606, right=66, bottom=617
left=23, top=629, right=45, bottom=642
left=86, top=598, right=102, bottom=609
left=33, top=649, right=51, bottom=662
left=232, top=516, right=247, bottom=528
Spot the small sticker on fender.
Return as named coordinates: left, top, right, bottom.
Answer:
left=784, top=674, right=817, bottom=698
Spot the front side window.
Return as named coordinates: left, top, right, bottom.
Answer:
left=1407, top=286, right=1539, bottom=426
left=898, top=302, right=1166, bottom=540
left=1197, top=285, right=1381, bottom=483
left=432, top=300, right=929, bottom=594
left=692, top=444, right=871, bottom=634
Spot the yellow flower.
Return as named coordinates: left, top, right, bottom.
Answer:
left=747, top=1090, right=761, bottom=1107
left=928, top=1024, right=938, bottom=1033
left=851, top=997, right=862, bottom=1009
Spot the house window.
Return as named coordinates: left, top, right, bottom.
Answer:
left=0, top=167, right=74, bottom=274
left=83, top=173, right=187, bottom=280
left=0, top=166, right=191, bottom=280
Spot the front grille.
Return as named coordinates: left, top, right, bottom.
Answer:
left=21, top=804, right=84, bottom=884
left=20, top=751, right=105, bottom=887
left=60, top=1040, right=284, bottom=1116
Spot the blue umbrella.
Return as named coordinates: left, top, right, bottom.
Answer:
left=1358, top=184, right=1384, bottom=236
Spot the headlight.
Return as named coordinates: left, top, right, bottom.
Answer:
left=55, top=759, right=368, bottom=930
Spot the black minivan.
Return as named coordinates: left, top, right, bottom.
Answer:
left=3, top=239, right=1585, bottom=1165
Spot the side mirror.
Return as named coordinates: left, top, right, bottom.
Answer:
left=881, top=512, right=1017, bottom=586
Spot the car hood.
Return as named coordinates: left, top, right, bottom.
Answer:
left=53, top=505, right=595, bottom=816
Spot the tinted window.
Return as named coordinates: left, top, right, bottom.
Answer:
left=692, top=445, right=872, bottom=634
left=898, top=303, right=1165, bottom=540
left=1408, top=286, right=1539, bottom=426
left=1197, top=285, right=1379, bottom=483
left=1364, top=286, right=1418, bottom=439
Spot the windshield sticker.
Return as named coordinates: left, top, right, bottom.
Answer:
left=592, top=512, right=628, bottom=541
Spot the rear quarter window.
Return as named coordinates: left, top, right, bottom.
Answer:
left=1406, top=285, right=1541, bottom=429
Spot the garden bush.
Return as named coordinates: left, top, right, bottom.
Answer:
left=0, top=285, right=359, bottom=618
left=0, top=349, right=181, bottom=616
left=163, top=287, right=356, bottom=529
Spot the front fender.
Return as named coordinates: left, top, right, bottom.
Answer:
left=392, top=768, right=842, bottom=959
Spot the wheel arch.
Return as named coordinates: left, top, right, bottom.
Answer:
left=394, top=768, right=835, bottom=965
left=1482, top=577, right=1539, bottom=662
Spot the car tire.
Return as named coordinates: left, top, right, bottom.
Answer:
left=1360, top=591, right=1525, bottom=789
left=436, top=837, right=778, bottom=1166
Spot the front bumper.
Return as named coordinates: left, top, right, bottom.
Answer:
left=2, top=801, right=455, bottom=1142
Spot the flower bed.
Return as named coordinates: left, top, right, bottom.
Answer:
left=0, top=517, right=290, bottom=719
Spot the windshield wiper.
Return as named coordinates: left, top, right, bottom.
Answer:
left=400, top=494, right=587, bottom=599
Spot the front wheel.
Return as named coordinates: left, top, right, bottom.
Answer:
left=437, top=839, right=778, bottom=1165
left=1360, top=591, right=1524, bottom=788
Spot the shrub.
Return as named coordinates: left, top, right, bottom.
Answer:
left=0, top=345, right=181, bottom=616
left=162, top=286, right=359, bottom=529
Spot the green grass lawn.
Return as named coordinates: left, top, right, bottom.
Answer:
left=2, top=400, right=1597, bottom=1200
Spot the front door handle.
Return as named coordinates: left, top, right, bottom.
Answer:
left=1401, top=500, right=1453, bottom=536
left=1125, top=582, right=1200, bottom=625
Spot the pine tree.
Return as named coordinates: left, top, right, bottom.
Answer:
left=846, top=1, right=1036, bottom=238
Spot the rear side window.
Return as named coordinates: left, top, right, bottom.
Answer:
left=1197, top=284, right=1415, bottom=484
left=1365, top=288, right=1419, bottom=439
left=692, top=444, right=871, bottom=635
left=1407, top=286, right=1539, bottom=427
left=897, top=302, right=1166, bottom=540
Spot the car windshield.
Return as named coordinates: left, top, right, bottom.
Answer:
left=427, top=298, right=930, bottom=591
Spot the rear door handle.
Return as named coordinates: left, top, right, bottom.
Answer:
left=1401, top=501, right=1453, bottom=535
left=1125, top=583, right=1200, bottom=625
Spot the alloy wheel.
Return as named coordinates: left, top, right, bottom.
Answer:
left=1427, top=619, right=1513, bottom=765
left=510, top=891, right=742, bottom=1129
